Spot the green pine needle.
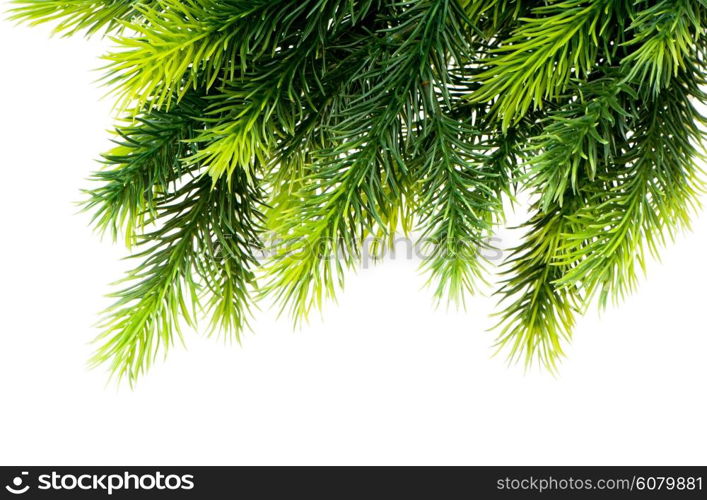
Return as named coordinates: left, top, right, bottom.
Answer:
left=10, top=0, right=707, bottom=382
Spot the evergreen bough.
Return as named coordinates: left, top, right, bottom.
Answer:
left=10, top=0, right=707, bottom=383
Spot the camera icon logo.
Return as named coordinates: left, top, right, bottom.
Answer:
left=5, top=472, right=30, bottom=495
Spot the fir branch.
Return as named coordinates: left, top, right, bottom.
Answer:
left=555, top=67, right=707, bottom=305
left=263, top=0, right=472, bottom=318
left=9, top=0, right=149, bottom=36
left=460, top=0, right=529, bottom=35
left=527, top=77, right=635, bottom=212
left=470, top=0, right=627, bottom=130
left=102, top=0, right=378, bottom=110
left=622, top=0, right=705, bottom=96
left=187, top=0, right=376, bottom=180
left=415, top=112, right=500, bottom=304
left=83, top=93, right=206, bottom=243
left=102, top=0, right=269, bottom=110
left=493, top=199, right=584, bottom=371
left=91, top=173, right=262, bottom=384
left=13, top=0, right=707, bottom=380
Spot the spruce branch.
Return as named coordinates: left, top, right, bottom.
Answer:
left=555, top=67, right=707, bottom=305
left=9, top=0, right=149, bottom=36
left=415, top=112, right=500, bottom=304
left=622, top=0, right=706, bottom=95
left=470, top=0, right=629, bottom=130
left=493, top=199, right=584, bottom=371
left=10, top=0, right=707, bottom=381
left=264, top=0, right=473, bottom=318
left=92, top=173, right=262, bottom=384
left=83, top=92, right=207, bottom=243
left=527, top=76, right=635, bottom=212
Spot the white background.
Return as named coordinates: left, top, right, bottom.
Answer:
left=1, top=9, right=706, bottom=466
